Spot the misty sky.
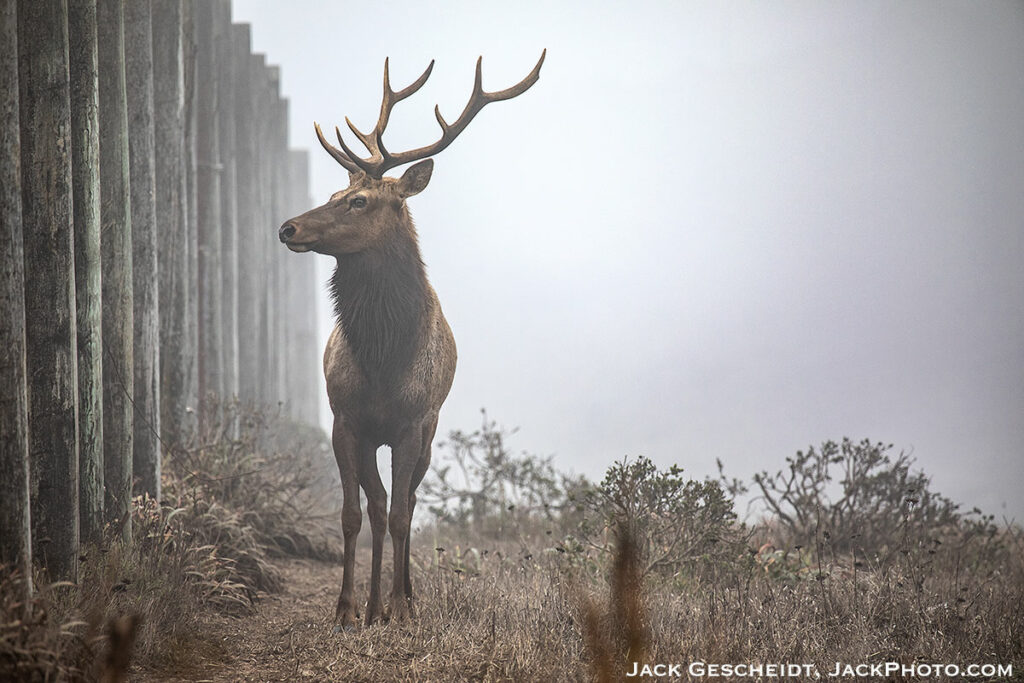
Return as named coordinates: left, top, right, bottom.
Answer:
left=232, top=1, right=1024, bottom=520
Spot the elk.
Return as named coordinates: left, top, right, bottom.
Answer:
left=278, top=52, right=545, bottom=629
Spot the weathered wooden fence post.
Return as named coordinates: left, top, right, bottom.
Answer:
left=68, top=0, right=105, bottom=545
left=252, top=53, right=272, bottom=407
left=152, top=0, right=191, bottom=450
left=233, top=24, right=260, bottom=405
left=195, top=0, right=223, bottom=432
left=125, top=0, right=161, bottom=501
left=17, top=0, right=79, bottom=582
left=182, top=0, right=199, bottom=438
left=263, top=66, right=284, bottom=410
left=97, top=0, right=135, bottom=542
left=216, top=1, right=239, bottom=416
left=0, top=0, right=33, bottom=601
left=272, top=90, right=289, bottom=414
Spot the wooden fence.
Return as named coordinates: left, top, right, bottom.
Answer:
left=0, top=0, right=320, bottom=594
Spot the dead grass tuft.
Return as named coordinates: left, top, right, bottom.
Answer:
left=173, top=402, right=342, bottom=564
left=0, top=573, right=89, bottom=681
left=581, top=528, right=649, bottom=682
left=98, top=614, right=139, bottom=683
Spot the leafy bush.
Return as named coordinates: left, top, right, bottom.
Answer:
left=576, top=456, right=744, bottom=579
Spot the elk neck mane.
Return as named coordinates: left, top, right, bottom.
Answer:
left=329, top=211, right=428, bottom=391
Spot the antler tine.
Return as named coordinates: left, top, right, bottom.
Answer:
left=314, top=121, right=361, bottom=174
left=384, top=49, right=546, bottom=172
left=387, top=58, right=435, bottom=105
left=372, top=59, right=435, bottom=162
left=335, top=125, right=375, bottom=175
left=482, top=48, right=545, bottom=102
left=345, top=117, right=377, bottom=159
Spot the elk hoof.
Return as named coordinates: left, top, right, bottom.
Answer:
left=331, top=623, right=357, bottom=634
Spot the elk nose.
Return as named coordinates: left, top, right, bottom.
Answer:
left=279, top=223, right=297, bottom=243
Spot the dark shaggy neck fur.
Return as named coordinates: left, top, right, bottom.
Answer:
left=330, top=219, right=427, bottom=392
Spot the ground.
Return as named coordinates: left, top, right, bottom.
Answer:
left=136, top=551, right=553, bottom=683
left=142, top=558, right=344, bottom=682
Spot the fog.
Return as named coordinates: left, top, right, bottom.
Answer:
left=232, top=1, right=1024, bottom=519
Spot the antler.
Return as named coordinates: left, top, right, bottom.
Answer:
left=315, top=50, right=546, bottom=179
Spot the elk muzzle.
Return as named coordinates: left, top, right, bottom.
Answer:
left=278, top=222, right=298, bottom=243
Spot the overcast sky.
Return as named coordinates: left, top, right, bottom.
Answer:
left=232, top=0, right=1024, bottom=521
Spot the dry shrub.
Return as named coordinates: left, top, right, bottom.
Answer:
left=737, top=438, right=973, bottom=561
left=133, top=492, right=280, bottom=610
left=172, top=400, right=342, bottom=563
left=421, top=410, right=587, bottom=538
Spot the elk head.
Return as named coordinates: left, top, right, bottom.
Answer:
left=278, top=50, right=546, bottom=256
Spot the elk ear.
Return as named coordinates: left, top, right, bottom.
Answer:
left=396, top=159, right=433, bottom=198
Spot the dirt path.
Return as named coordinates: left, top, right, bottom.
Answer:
left=139, top=547, right=570, bottom=681
left=147, top=558, right=346, bottom=682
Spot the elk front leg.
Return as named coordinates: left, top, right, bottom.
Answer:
left=332, top=415, right=361, bottom=631
left=388, top=427, right=423, bottom=621
left=357, top=441, right=387, bottom=626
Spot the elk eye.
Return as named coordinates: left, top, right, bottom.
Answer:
left=350, top=196, right=367, bottom=209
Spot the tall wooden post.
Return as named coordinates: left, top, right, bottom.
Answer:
left=152, top=0, right=190, bottom=449
left=17, top=0, right=79, bottom=582
left=181, top=0, right=199, bottom=439
left=195, top=0, right=222, bottom=431
left=125, top=0, right=161, bottom=501
left=252, top=55, right=272, bottom=407
left=0, top=0, right=33, bottom=601
left=257, top=59, right=280, bottom=408
left=233, top=24, right=259, bottom=404
left=68, top=0, right=104, bottom=545
left=216, top=1, right=238, bottom=412
left=271, top=91, right=289, bottom=413
left=97, top=0, right=134, bottom=540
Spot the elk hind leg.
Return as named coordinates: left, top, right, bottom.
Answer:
left=358, top=442, right=387, bottom=626
left=404, top=416, right=438, bottom=605
left=388, top=428, right=423, bottom=621
left=332, top=416, right=362, bottom=631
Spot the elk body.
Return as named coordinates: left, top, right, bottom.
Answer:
left=279, top=52, right=544, bottom=629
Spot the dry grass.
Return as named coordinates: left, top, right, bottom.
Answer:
left=174, top=516, right=1007, bottom=679
left=352, top=523, right=1022, bottom=681
left=3, top=412, right=1022, bottom=681
left=171, top=402, right=343, bottom=564
left=8, top=499, right=1018, bottom=681
left=197, top=519, right=1020, bottom=682
left=0, top=504, right=239, bottom=682
left=0, top=405, right=339, bottom=681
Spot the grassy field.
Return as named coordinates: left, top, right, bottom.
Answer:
left=2, top=412, right=1022, bottom=681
